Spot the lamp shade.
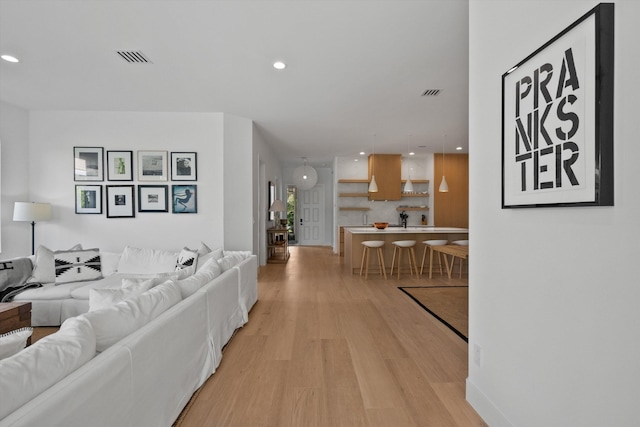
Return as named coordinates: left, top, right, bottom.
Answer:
left=292, top=165, right=318, bottom=190
left=269, top=199, right=286, bottom=213
left=13, top=202, right=52, bottom=222
left=439, top=176, right=449, bottom=192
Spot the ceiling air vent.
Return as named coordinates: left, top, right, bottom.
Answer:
left=421, top=89, right=441, bottom=96
left=116, top=51, right=152, bottom=64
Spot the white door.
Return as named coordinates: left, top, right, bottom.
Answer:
left=298, top=185, right=324, bottom=245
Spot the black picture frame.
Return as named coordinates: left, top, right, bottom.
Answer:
left=172, top=184, right=197, bottom=214
left=75, top=185, right=102, bottom=214
left=170, top=152, right=197, bottom=181
left=501, top=3, right=614, bottom=208
left=138, top=185, right=169, bottom=212
left=74, top=147, right=104, bottom=181
left=106, top=185, right=136, bottom=218
left=106, top=150, right=133, bottom=181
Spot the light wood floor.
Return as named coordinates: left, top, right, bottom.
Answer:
left=179, top=245, right=486, bottom=427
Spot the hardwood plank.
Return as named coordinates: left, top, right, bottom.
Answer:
left=177, top=246, right=485, bottom=426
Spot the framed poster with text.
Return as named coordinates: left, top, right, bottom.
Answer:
left=502, top=3, right=613, bottom=208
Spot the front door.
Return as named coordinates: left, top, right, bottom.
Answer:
left=298, top=184, right=324, bottom=245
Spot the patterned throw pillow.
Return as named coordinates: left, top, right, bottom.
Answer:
left=175, top=248, right=198, bottom=272
left=54, top=249, right=102, bottom=284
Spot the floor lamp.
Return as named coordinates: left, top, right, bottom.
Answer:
left=13, top=202, right=52, bottom=255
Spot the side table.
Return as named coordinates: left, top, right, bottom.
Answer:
left=0, top=302, right=32, bottom=346
left=267, top=228, right=290, bottom=264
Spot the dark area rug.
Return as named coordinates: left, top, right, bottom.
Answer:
left=399, top=286, right=468, bottom=342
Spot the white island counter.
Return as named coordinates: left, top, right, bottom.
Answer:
left=343, top=226, right=469, bottom=274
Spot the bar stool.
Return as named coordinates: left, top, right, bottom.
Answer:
left=452, top=240, right=469, bottom=278
left=419, top=239, right=449, bottom=278
left=360, top=241, right=387, bottom=280
left=389, top=240, right=419, bottom=279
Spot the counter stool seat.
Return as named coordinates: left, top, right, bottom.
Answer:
left=390, top=240, right=419, bottom=279
left=360, top=240, right=387, bottom=279
left=420, top=239, right=449, bottom=278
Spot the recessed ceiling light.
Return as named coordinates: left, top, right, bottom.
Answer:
left=273, top=61, right=286, bottom=70
left=354, top=159, right=359, bottom=162
left=1, top=55, right=19, bottom=63
left=456, top=146, right=463, bottom=150
left=409, top=152, right=415, bottom=156
left=359, top=152, right=366, bottom=155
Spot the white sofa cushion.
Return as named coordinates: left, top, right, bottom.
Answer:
left=175, top=247, right=198, bottom=272
left=0, top=316, right=96, bottom=420
left=117, top=246, right=177, bottom=274
left=0, top=327, right=33, bottom=360
left=217, top=252, right=248, bottom=272
left=177, top=258, right=223, bottom=299
left=81, top=280, right=181, bottom=352
left=54, top=248, right=102, bottom=284
left=100, top=251, right=122, bottom=276
left=28, top=244, right=82, bottom=283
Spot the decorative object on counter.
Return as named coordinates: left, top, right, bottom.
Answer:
left=439, top=136, right=449, bottom=192
left=404, top=134, right=414, bottom=193
left=75, top=185, right=102, bottom=215
left=170, top=152, right=197, bottom=181
left=138, top=185, right=169, bottom=212
left=421, top=214, right=427, bottom=225
left=13, top=202, right=53, bottom=255
left=368, top=134, right=378, bottom=193
left=292, top=157, right=318, bottom=190
left=106, top=185, right=135, bottom=218
left=172, top=185, right=197, bottom=214
left=269, top=199, right=287, bottom=228
left=74, top=147, right=104, bottom=181
left=374, top=222, right=388, bottom=230
left=138, top=151, right=168, bottom=181
left=106, top=151, right=133, bottom=181
left=399, top=210, right=408, bottom=228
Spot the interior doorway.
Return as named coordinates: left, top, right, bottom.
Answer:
left=286, top=185, right=297, bottom=243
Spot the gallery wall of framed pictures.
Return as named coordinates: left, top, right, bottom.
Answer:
left=73, top=147, right=198, bottom=217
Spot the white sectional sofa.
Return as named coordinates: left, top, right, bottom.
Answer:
left=0, top=244, right=258, bottom=426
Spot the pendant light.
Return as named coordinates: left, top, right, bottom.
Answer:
left=439, top=135, right=449, bottom=192
left=404, top=134, right=414, bottom=193
left=368, top=134, right=378, bottom=192
left=293, top=157, right=318, bottom=190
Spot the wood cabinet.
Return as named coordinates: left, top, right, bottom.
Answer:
left=434, top=153, right=468, bottom=228
left=368, top=154, right=401, bottom=200
left=267, top=228, right=289, bottom=263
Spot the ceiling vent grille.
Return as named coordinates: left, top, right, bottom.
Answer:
left=421, top=89, right=441, bottom=96
left=116, top=51, right=152, bottom=63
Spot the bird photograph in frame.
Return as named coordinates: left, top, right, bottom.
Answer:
left=172, top=184, right=197, bottom=214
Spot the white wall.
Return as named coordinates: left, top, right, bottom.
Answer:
left=24, top=111, right=228, bottom=253
left=223, top=114, right=254, bottom=251
left=0, top=101, right=31, bottom=257
left=468, top=1, right=640, bottom=426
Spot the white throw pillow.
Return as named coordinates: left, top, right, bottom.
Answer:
left=82, top=280, right=181, bottom=352
left=0, top=327, right=33, bottom=360
left=29, top=244, right=83, bottom=283
left=54, top=248, right=102, bottom=284
left=0, top=316, right=96, bottom=420
left=197, top=241, right=212, bottom=255
left=217, top=252, right=247, bottom=272
left=100, top=251, right=122, bottom=276
left=177, top=258, right=223, bottom=299
left=116, top=246, right=178, bottom=274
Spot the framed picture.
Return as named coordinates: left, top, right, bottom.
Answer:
left=74, top=147, right=104, bottom=181
left=501, top=3, right=614, bottom=208
left=138, top=185, right=169, bottom=212
left=137, top=151, right=168, bottom=181
left=172, top=184, right=197, bottom=214
left=75, top=185, right=102, bottom=214
left=106, top=151, right=133, bottom=181
left=170, top=152, right=197, bottom=181
left=106, top=185, right=135, bottom=218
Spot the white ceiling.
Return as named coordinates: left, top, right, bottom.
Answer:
left=0, top=0, right=469, bottom=167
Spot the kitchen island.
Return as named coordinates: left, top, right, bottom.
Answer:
left=344, top=226, right=469, bottom=274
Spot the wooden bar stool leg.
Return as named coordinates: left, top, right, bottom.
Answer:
left=410, top=248, right=419, bottom=276
left=390, top=246, right=398, bottom=276
left=359, top=246, right=367, bottom=277
left=420, top=245, right=428, bottom=275
left=377, top=247, right=387, bottom=279
left=397, top=247, right=403, bottom=279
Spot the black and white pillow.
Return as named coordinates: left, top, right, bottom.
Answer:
left=175, top=248, right=198, bottom=272
left=54, top=248, right=102, bottom=284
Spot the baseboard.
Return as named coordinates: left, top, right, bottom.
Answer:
left=466, top=378, right=513, bottom=427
